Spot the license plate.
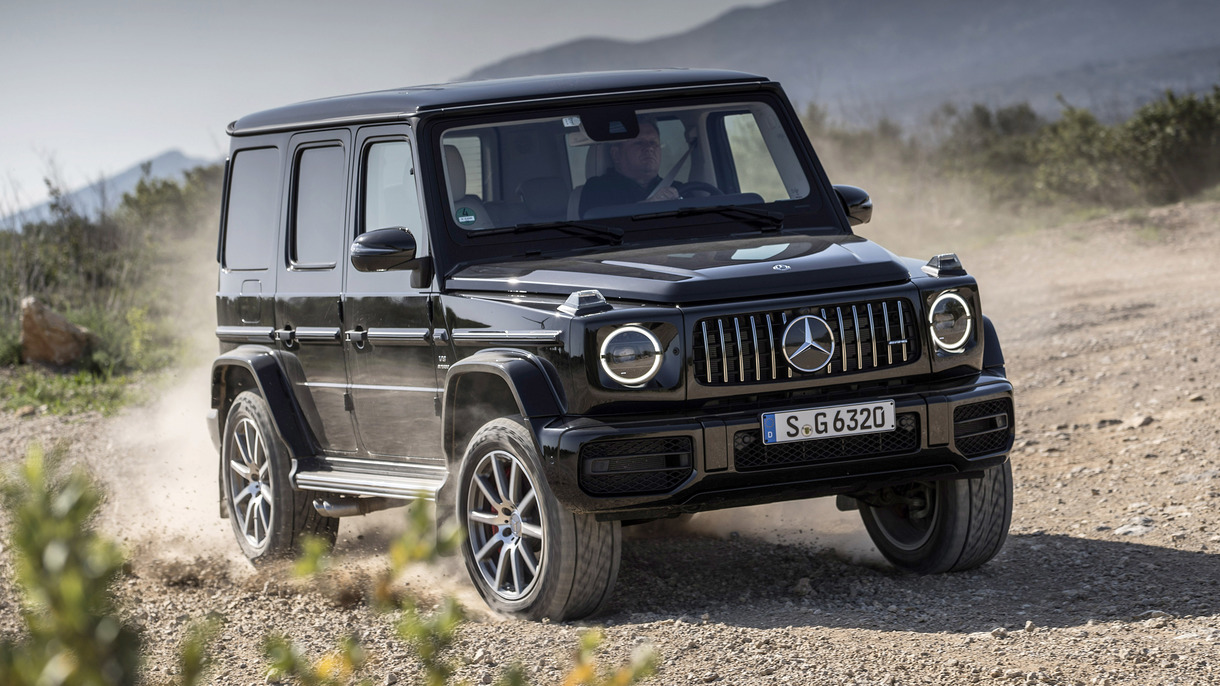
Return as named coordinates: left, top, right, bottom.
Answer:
left=761, top=400, right=896, bottom=445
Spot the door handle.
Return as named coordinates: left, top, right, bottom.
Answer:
left=344, top=329, right=367, bottom=349
left=273, top=328, right=296, bottom=345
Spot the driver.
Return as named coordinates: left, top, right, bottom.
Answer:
left=579, top=120, right=682, bottom=216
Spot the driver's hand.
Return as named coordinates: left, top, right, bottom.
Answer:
left=647, top=186, right=680, bottom=202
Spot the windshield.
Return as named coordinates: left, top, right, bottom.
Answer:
left=437, top=98, right=817, bottom=233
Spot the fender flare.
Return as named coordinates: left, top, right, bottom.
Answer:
left=210, top=345, right=318, bottom=459
left=441, top=348, right=566, bottom=462
left=981, top=315, right=1005, bottom=373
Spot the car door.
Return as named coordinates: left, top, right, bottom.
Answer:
left=343, top=126, right=444, bottom=463
left=274, top=130, right=358, bottom=453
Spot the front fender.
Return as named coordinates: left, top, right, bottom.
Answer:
left=441, top=348, right=566, bottom=459
left=210, top=345, right=318, bottom=459
left=981, top=315, right=1005, bottom=374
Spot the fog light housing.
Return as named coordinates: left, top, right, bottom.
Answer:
left=599, top=325, right=662, bottom=386
left=928, top=292, right=972, bottom=352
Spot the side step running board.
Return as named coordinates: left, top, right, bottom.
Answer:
left=294, top=469, right=445, bottom=501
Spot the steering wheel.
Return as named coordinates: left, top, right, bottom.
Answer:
left=679, top=182, right=723, bottom=198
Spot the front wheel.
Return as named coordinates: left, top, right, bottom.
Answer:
left=221, top=391, right=338, bottom=563
left=859, top=461, right=1012, bottom=574
left=457, top=417, right=620, bottom=621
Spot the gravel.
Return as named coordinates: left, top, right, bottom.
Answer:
left=2, top=202, right=1219, bottom=685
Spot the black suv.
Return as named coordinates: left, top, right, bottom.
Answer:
left=209, top=69, right=1014, bottom=621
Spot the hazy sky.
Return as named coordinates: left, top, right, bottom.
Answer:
left=0, top=0, right=770, bottom=210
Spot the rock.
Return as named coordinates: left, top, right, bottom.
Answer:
left=791, top=577, right=813, bottom=596
left=1187, top=393, right=1204, bottom=402
left=384, top=673, right=398, bottom=686
left=1096, top=418, right=1123, bottom=429
left=990, top=627, right=1008, bottom=639
left=1114, top=516, right=1154, bottom=536
left=1024, top=620, right=1035, bottom=633
left=16, top=405, right=37, bottom=418
left=1127, top=414, right=1155, bottom=429
left=20, top=297, right=98, bottom=366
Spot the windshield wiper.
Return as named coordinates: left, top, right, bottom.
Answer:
left=631, top=204, right=785, bottom=229
left=466, top=219, right=624, bottom=244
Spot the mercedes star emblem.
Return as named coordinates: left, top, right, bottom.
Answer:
left=782, top=315, right=836, bottom=373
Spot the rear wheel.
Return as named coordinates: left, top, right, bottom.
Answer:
left=457, top=417, right=620, bottom=621
left=221, top=391, right=338, bottom=562
left=859, top=461, right=1012, bottom=574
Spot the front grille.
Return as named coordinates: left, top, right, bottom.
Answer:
left=733, top=413, right=920, bottom=471
left=953, top=399, right=1014, bottom=457
left=693, top=298, right=919, bottom=386
left=579, top=437, right=693, bottom=495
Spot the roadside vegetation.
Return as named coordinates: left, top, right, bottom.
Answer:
left=805, top=85, right=1220, bottom=254
left=0, top=447, right=655, bottom=685
left=0, top=163, right=222, bottom=414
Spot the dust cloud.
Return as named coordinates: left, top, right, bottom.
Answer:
left=630, top=498, right=884, bottom=566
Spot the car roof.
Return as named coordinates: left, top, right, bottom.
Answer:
left=228, top=69, right=770, bottom=136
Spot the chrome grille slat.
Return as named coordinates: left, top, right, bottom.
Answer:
left=749, top=315, right=760, bottom=382
left=820, top=308, right=832, bottom=373
left=836, top=307, right=847, bottom=372
left=733, top=318, right=745, bottom=383
left=694, top=297, right=918, bottom=386
left=851, top=305, right=862, bottom=371
left=717, top=320, right=729, bottom=382
left=897, top=301, right=908, bottom=361
left=766, top=313, right=776, bottom=380
left=882, top=301, right=893, bottom=365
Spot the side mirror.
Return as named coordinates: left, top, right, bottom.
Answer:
left=350, top=227, right=420, bottom=272
left=833, top=185, right=873, bottom=226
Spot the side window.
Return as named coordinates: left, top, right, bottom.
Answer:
left=223, top=147, right=280, bottom=271
left=444, top=135, right=484, bottom=199
left=291, top=145, right=346, bottom=267
left=363, top=140, right=421, bottom=234
left=723, top=113, right=788, bottom=202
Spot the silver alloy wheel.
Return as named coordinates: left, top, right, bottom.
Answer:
left=466, top=449, right=546, bottom=601
left=870, top=483, right=939, bottom=552
left=227, top=416, right=273, bottom=552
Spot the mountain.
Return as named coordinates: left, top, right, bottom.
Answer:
left=3, top=150, right=216, bottom=230
left=465, top=0, right=1220, bottom=127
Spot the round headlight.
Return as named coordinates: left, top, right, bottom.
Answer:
left=599, top=325, right=662, bottom=387
left=928, top=292, right=972, bottom=352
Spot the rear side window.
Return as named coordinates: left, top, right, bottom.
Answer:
left=291, top=145, right=346, bottom=267
left=223, top=147, right=280, bottom=270
left=363, top=140, right=421, bottom=233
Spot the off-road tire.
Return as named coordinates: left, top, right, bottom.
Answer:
left=457, top=416, right=620, bottom=621
left=221, top=391, right=338, bottom=563
left=860, top=461, right=1012, bottom=574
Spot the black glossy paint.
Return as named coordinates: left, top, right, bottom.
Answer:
left=212, top=69, right=1013, bottom=521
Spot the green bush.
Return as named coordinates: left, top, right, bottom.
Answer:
left=0, top=446, right=143, bottom=685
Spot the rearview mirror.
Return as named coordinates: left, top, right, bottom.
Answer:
left=350, top=227, right=421, bottom=272
left=833, top=185, right=873, bottom=226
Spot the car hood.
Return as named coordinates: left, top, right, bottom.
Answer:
left=446, top=233, right=910, bottom=304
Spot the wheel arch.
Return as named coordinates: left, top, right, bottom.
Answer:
left=211, top=346, right=318, bottom=460
left=442, top=349, right=566, bottom=465
left=981, top=315, right=1005, bottom=373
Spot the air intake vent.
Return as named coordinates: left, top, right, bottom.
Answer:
left=693, top=299, right=918, bottom=386
left=579, top=437, right=693, bottom=495
left=953, top=399, right=1014, bottom=457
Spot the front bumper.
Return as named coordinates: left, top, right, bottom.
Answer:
left=536, top=370, right=1013, bottom=519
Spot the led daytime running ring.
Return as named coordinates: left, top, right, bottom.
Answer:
left=599, top=325, right=662, bottom=386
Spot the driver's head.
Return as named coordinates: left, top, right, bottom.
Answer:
left=610, top=121, right=662, bottom=185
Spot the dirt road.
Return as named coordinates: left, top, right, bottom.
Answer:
left=2, top=202, right=1218, bottom=685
